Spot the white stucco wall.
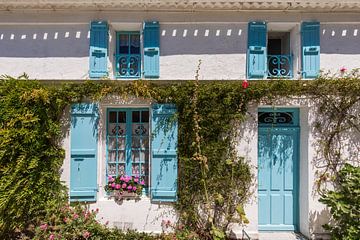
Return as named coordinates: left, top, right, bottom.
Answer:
left=0, top=11, right=359, bottom=80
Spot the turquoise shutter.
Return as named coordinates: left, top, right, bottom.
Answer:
left=301, top=22, right=320, bottom=79
left=151, top=104, right=178, bottom=202
left=70, top=103, right=99, bottom=202
left=143, top=21, right=160, bottom=78
left=247, top=22, right=267, bottom=79
left=89, top=21, right=108, bottom=78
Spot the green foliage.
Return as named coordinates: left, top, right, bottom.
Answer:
left=0, top=73, right=359, bottom=239
left=0, top=77, right=68, bottom=238
left=319, top=164, right=360, bottom=240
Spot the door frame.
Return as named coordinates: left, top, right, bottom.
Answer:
left=257, top=107, right=300, bottom=231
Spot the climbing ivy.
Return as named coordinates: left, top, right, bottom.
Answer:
left=0, top=71, right=359, bottom=239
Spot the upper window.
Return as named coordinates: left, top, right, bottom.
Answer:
left=115, top=32, right=141, bottom=79
left=106, top=108, right=150, bottom=188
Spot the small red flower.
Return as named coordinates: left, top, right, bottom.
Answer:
left=340, top=66, right=347, bottom=72
left=242, top=79, right=249, bottom=89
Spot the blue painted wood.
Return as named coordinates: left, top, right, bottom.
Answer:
left=247, top=22, right=267, bottom=79
left=151, top=104, right=178, bottom=202
left=301, top=22, right=320, bottom=79
left=70, top=103, right=99, bottom=202
left=89, top=21, right=108, bottom=78
left=143, top=21, right=160, bottom=78
left=258, top=108, right=299, bottom=231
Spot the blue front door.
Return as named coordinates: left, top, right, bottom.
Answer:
left=258, top=109, right=299, bottom=231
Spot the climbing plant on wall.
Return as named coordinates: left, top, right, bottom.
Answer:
left=0, top=70, right=359, bottom=239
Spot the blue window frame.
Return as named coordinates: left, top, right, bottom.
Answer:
left=106, top=108, right=149, bottom=188
left=115, top=32, right=141, bottom=79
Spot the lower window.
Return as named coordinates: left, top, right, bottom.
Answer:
left=106, top=108, right=149, bottom=188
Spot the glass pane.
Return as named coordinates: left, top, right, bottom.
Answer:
left=140, top=150, right=149, bottom=163
left=130, top=34, right=140, bottom=54
left=132, top=111, right=140, bottom=122
left=108, top=163, right=116, bottom=175
left=141, top=164, right=148, bottom=176
left=118, top=137, right=125, bottom=149
left=141, top=111, right=149, bottom=123
left=118, top=151, right=125, bottom=163
left=141, top=137, right=149, bottom=149
left=109, top=111, right=117, bottom=123
left=108, top=151, right=116, bottom=163
left=108, top=137, right=116, bottom=150
left=132, top=151, right=140, bottom=162
left=133, top=123, right=148, bottom=136
left=118, top=164, right=126, bottom=176
left=132, top=136, right=140, bottom=148
left=119, top=34, right=129, bottom=54
left=109, top=123, right=126, bottom=136
left=118, top=111, right=126, bottom=123
left=132, top=164, right=140, bottom=175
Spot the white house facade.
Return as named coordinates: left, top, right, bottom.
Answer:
left=0, top=1, right=359, bottom=239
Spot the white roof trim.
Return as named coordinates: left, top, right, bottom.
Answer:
left=0, top=0, right=359, bottom=12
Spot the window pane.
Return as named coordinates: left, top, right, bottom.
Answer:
left=118, top=164, right=125, bottom=176
left=108, top=163, right=116, bottom=176
left=141, top=111, right=149, bottom=123
left=108, top=151, right=116, bottom=163
left=118, top=136, right=125, bottom=149
left=118, top=151, right=125, bottom=163
left=109, top=111, right=117, bottom=123
left=130, top=34, right=140, bottom=54
left=132, top=163, right=140, bottom=175
left=132, top=111, right=140, bottom=122
left=119, top=34, right=129, bottom=54
left=132, top=150, right=140, bottom=162
left=108, top=137, right=116, bottom=150
left=118, top=111, right=126, bottom=123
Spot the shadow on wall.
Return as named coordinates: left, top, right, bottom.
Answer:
left=321, top=24, right=360, bottom=54
left=0, top=25, right=89, bottom=57
left=309, top=208, right=332, bottom=239
left=160, top=24, right=248, bottom=56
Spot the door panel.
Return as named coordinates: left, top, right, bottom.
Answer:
left=258, top=127, right=299, bottom=231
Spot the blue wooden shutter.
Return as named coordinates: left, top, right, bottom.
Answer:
left=89, top=21, right=108, bottom=78
left=143, top=21, right=160, bottom=78
left=247, top=22, right=267, bottom=79
left=151, top=104, right=178, bottom=202
left=301, top=22, right=320, bottom=79
left=70, top=103, right=99, bottom=202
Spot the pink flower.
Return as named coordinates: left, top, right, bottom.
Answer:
left=49, top=234, right=55, bottom=240
left=122, top=183, right=127, bottom=189
left=242, top=79, right=249, bottom=89
left=111, top=182, right=116, bottom=188
left=140, top=180, right=145, bottom=185
left=40, top=223, right=48, bottom=231
left=120, top=176, right=125, bottom=181
left=134, top=178, right=139, bottom=183
left=132, top=186, right=137, bottom=191
left=63, top=217, right=68, bottom=223
left=127, top=185, right=133, bottom=191
left=73, top=213, right=79, bottom=220
left=83, top=231, right=91, bottom=239
left=108, top=176, right=114, bottom=182
left=125, top=177, right=130, bottom=183
left=115, top=184, right=121, bottom=190
left=340, top=66, right=347, bottom=72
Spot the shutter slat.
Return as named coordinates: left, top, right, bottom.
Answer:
left=247, top=22, right=267, bottom=79
left=89, top=21, right=108, bottom=78
left=151, top=104, right=178, bottom=202
left=70, top=103, right=99, bottom=202
left=143, top=21, right=160, bottom=78
left=301, top=22, right=320, bottom=79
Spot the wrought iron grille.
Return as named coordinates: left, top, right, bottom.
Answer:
left=115, top=54, right=141, bottom=78
left=267, top=54, right=293, bottom=78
